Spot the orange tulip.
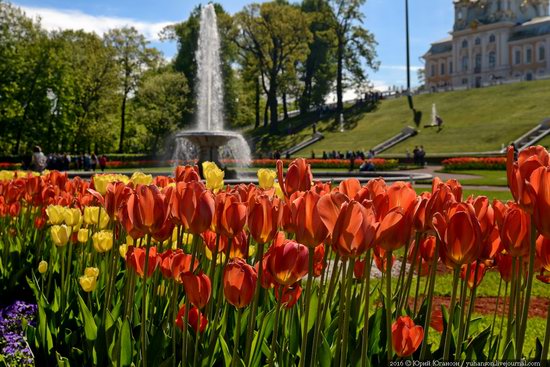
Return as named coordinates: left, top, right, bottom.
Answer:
left=373, top=246, right=394, bottom=273
left=430, top=308, right=444, bottom=333
left=338, top=178, right=362, bottom=199
left=312, top=244, right=325, bottom=277
left=433, top=203, right=482, bottom=267
left=212, top=193, right=247, bottom=238
left=181, top=271, right=212, bottom=309
left=274, top=282, right=302, bottom=309
left=375, top=207, right=413, bottom=251
left=276, top=158, right=312, bottom=198
left=495, top=252, right=514, bottom=283
left=392, top=316, right=424, bottom=358
left=153, top=175, right=174, bottom=188
left=531, top=167, right=550, bottom=239
left=317, top=191, right=349, bottom=237
left=354, top=259, right=367, bottom=280
left=175, top=305, right=207, bottom=333
left=412, top=192, right=431, bottom=232
left=104, top=182, right=131, bottom=221
left=127, top=184, right=169, bottom=237
left=500, top=204, right=531, bottom=258
left=247, top=194, right=282, bottom=245
left=267, top=238, right=309, bottom=285
left=331, top=200, right=378, bottom=258
left=169, top=181, right=214, bottom=234
left=174, top=165, right=200, bottom=183
left=223, top=258, right=257, bottom=308
left=536, top=235, right=550, bottom=273
left=170, top=251, right=199, bottom=281
left=290, top=191, right=328, bottom=248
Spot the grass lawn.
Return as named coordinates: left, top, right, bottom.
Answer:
left=438, top=170, right=508, bottom=187
left=415, top=187, right=512, bottom=201
left=278, top=79, right=550, bottom=156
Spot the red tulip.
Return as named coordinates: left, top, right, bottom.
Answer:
left=267, top=238, right=309, bottom=285
left=223, top=258, right=257, bottom=308
left=338, top=178, right=362, bottom=199
left=169, top=181, right=214, bottom=234
left=171, top=251, right=199, bottom=281
left=507, top=145, right=548, bottom=212
left=500, top=204, right=531, bottom=258
left=331, top=200, right=378, bottom=258
left=536, top=235, right=550, bottom=273
left=127, top=185, right=169, bottom=237
left=126, top=246, right=160, bottom=278
left=104, top=182, right=131, bottom=221
left=274, top=283, right=302, bottom=309
left=181, top=271, right=212, bottom=309
left=375, top=207, right=413, bottom=252
left=460, top=261, right=487, bottom=289
left=175, top=165, right=200, bottom=183
left=175, top=305, right=207, bottom=333
left=290, top=191, right=328, bottom=248
left=276, top=158, right=312, bottom=198
left=212, top=193, right=247, bottom=238
left=531, top=167, right=550, bottom=239
left=247, top=194, right=282, bottom=245
left=354, top=259, right=367, bottom=280
left=317, top=191, right=349, bottom=236
left=313, top=244, right=325, bottom=277
left=392, top=316, right=424, bottom=357
left=373, top=246, right=394, bottom=273
left=430, top=308, right=444, bottom=333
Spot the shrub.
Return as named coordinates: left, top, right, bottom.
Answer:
left=442, top=157, right=506, bottom=171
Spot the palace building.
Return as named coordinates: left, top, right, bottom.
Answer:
left=424, top=0, right=550, bottom=91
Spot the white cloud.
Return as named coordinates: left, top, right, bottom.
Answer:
left=16, top=4, right=174, bottom=41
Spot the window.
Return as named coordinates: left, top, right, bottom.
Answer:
left=475, top=37, right=481, bottom=45
left=526, top=48, right=532, bottom=63
left=449, top=61, right=453, bottom=74
left=475, top=54, right=482, bottom=70
left=462, top=56, right=469, bottom=71
left=539, top=46, right=546, bottom=61
left=440, top=63, right=446, bottom=75
left=489, top=34, right=496, bottom=43
left=489, top=51, right=496, bottom=68
left=431, top=64, right=436, bottom=77
left=462, top=39, right=468, bottom=48
left=515, top=50, right=521, bottom=65
left=462, top=78, right=468, bottom=85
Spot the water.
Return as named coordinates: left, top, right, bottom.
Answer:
left=173, top=4, right=251, bottom=167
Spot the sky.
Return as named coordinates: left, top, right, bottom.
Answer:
left=10, top=0, right=455, bottom=91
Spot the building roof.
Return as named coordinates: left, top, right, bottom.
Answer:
left=510, top=16, right=550, bottom=41
left=427, top=37, right=453, bottom=55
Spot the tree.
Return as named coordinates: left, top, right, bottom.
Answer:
left=299, top=0, right=337, bottom=114
left=327, top=0, right=379, bottom=119
left=234, top=2, right=312, bottom=131
left=134, top=70, right=189, bottom=154
left=104, top=27, right=159, bottom=153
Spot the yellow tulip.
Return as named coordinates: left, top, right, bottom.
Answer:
left=130, top=171, right=153, bottom=186
left=125, top=235, right=136, bottom=247
left=38, top=260, right=48, bottom=274
left=83, top=207, right=110, bottom=229
left=257, top=168, right=277, bottom=189
left=79, top=267, right=99, bottom=292
left=119, top=244, right=128, bottom=258
left=50, top=225, right=71, bottom=246
left=93, top=174, right=129, bottom=195
left=273, top=182, right=284, bottom=200
left=157, top=283, right=166, bottom=297
left=204, top=246, right=226, bottom=264
left=92, top=230, right=113, bottom=253
left=77, top=228, right=89, bottom=243
left=203, top=163, right=224, bottom=191
left=202, top=161, right=217, bottom=174
left=46, top=205, right=66, bottom=225
left=0, top=170, right=15, bottom=181
left=63, top=208, right=82, bottom=227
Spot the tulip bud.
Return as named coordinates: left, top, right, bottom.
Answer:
left=223, top=258, right=257, bottom=308
left=79, top=267, right=99, bottom=292
left=38, top=260, right=48, bottom=274
left=257, top=168, right=277, bottom=189
left=50, top=225, right=71, bottom=246
left=92, top=230, right=113, bottom=253
left=77, top=228, right=89, bottom=243
left=119, top=243, right=128, bottom=258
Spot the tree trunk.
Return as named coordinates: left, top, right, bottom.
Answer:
left=336, top=38, right=344, bottom=122
left=268, top=87, right=278, bottom=132
left=300, top=77, right=312, bottom=115
left=283, top=91, right=289, bottom=120
left=263, top=98, right=269, bottom=127
left=255, top=76, right=261, bottom=129
left=118, top=94, right=127, bottom=153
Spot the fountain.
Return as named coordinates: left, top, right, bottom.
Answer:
left=174, top=4, right=251, bottom=173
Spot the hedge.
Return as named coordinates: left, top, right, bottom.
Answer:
left=441, top=157, right=506, bottom=170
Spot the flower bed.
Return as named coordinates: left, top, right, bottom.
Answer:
left=441, top=157, right=506, bottom=170
left=0, top=301, right=36, bottom=366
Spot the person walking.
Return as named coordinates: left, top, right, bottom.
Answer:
left=30, top=146, right=47, bottom=173
left=91, top=153, right=98, bottom=171
left=99, top=155, right=108, bottom=172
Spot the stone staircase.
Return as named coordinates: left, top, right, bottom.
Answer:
left=282, top=132, right=324, bottom=156
left=371, top=126, right=418, bottom=155
left=500, top=118, right=550, bottom=153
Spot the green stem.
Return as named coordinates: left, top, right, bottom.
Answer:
left=334, top=259, right=347, bottom=364
left=489, top=276, right=503, bottom=351
left=232, top=308, right=242, bottom=367
left=542, top=300, right=550, bottom=365
left=193, top=321, right=201, bottom=367
left=244, top=241, right=265, bottom=365
left=412, top=258, right=422, bottom=316
left=360, top=249, right=373, bottom=366
left=140, top=235, right=152, bottom=367
left=340, top=258, right=355, bottom=367
left=171, top=281, right=179, bottom=367
left=310, top=244, right=331, bottom=366
left=506, top=257, right=517, bottom=345
left=443, top=267, right=460, bottom=361
left=456, top=263, right=471, bottom=359
left=385, top=250, right=394, bottom=362
left=517, top=220, right=537, bottom=359
left=399, top=232, right=421, bottom=313
left=496, top=282, right=508, bottom=359
left=298, top=248, right=315, bottom=367
left=268, top=291, right=282, bottom=367
left=420, top=239, right=440, bottom=360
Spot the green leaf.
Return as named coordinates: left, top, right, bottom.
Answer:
left=120, top=319, right=132, bottom=367
left=77, top=293, right=97, bottom=341
left=307, top=290, right=319, bottom=334
left=318, top=332, right=332, bottom=367
left=219, top=337, right=232, bottom=367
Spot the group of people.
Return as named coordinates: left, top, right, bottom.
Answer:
left=318, top=150, right=374, bottom=161
left=29, top=146, right=108, bottom=173
left=407, top=145, right=426, bottom=166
